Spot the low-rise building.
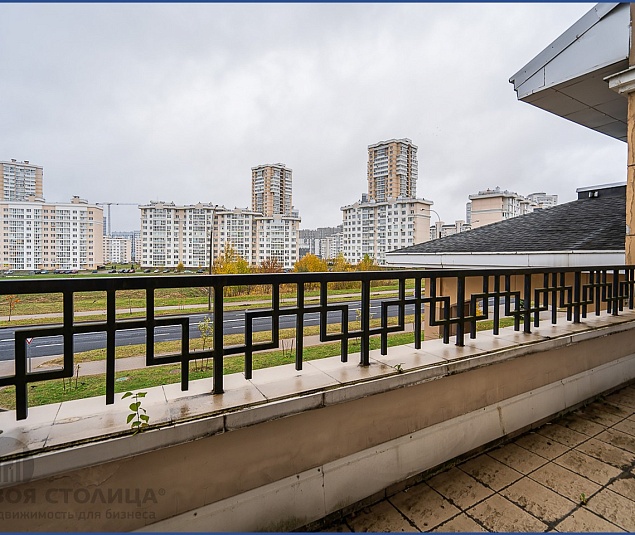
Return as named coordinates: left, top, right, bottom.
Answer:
left=467, top=187, right=558, bottom=229
left=430, top=219, right=471, bottom=241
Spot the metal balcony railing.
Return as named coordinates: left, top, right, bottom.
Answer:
left=1, top=265, right=634, bottom=421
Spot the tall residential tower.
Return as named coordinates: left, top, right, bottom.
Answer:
left=251, top=163, right=293, bottom=216
left=0, top=159, right=44, bottom=201
left=367, top=139, right=418, bottom=202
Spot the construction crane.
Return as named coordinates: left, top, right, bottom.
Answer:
left=96, top=202, right=139, bottom=235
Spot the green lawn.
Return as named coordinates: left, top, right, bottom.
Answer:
left=0, top=332, right=416, bottom=409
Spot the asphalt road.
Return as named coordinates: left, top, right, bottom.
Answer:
left=0, top=299, right=414, bottom=361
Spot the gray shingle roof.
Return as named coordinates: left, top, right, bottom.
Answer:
left=394, top=194, right=625, bottom=255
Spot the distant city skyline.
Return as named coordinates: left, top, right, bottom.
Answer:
left=0, top=3, right=625, bottom=233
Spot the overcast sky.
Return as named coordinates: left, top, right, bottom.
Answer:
left=0, top=3, right=626, bottom=232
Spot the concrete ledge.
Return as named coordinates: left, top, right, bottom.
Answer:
left=142, top=352, right=635, bottom=532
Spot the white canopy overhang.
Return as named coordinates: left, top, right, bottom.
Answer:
left=510, top=3, right=630, bottom=142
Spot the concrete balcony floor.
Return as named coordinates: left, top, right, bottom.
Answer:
left=319, top=384, right=635, bottom=532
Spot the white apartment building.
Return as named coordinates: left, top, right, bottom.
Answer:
left=341, top=197, right=432, bottom=265
left=103, top=236, right=132, bottom=265
left=0, top=159, right=43, bottom=201
left=430, top=220, right=471, bottom=240
left=0, top=196, right=104, bottom=270
left=213, top=207, right=260, bottom=265
left=527, top=192, right=559, bottom=209
left=314, top=233, right=342, bottom=260
left=111, top=230, right=141, bottom=263
left=140, top=202, right=216, bottom=268
left=255, top=214, right=300, bottom=268
left=468, top=187, right=559, bottom=228
left=141, top=163, right=301, bottom=269
left=140, top=203, right=301, bottom=270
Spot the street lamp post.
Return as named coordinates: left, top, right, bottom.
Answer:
left=428, top=209, right=442, bottom=239
left=208, top=228, right=213, bottom=311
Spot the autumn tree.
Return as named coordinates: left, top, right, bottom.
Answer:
left=356, top=254, right=379, bottom=272
left=213, top=243, right=251, bottom=296
left=5, top=294, right=20, bottom=322
left=330, top=253, right=356, bottom=290
left=330, top=253, right=352, bottom=272
left=258, top=257, right=283, bottom=273
left=294, top=254, right=328, bottom=273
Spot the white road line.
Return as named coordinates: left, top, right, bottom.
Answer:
left=38, top=343, right=63, bottom=348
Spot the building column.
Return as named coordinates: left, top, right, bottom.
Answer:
left=607, top=68, right=635, bottom=263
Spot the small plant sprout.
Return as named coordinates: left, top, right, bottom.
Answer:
left=122, top=391, right=149, bottom=434
left=197, top=315, right=213, bottom=370
left=393, top=363, right=405, bottom=373
left=579, top=493, right=587, bottom=505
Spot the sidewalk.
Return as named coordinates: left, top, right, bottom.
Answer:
left=317, top=384, right=635, bottom=532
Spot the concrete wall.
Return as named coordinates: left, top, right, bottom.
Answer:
left=2, top=320, right=635, bottom=531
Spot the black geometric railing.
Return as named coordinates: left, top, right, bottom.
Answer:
left=1, top=265, right=634, bottom=420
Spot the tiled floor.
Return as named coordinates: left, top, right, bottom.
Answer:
left=321, top=384, right=635, bottom=532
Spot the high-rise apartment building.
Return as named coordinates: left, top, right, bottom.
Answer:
left=252, top=164, right=293, bottom=216
left=0, top=159, right=44, bottom=201
left=140, top=202, right=216, bottom=268
left=367, top=139, right=418, bottom=202
left=140, top=202, right=301, bottom=270
left=341, top=197, right=432, bottom=265
left=140, top=163, right=301, bottom=270
left=0, top=196, right=104, bottom=270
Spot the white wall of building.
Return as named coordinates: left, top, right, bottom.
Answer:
left=341, top=197, right=432, bottom=265
left=0, top=197, right=104, bottom=270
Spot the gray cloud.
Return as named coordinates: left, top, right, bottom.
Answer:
left=0, top=3, right=624, bottom=231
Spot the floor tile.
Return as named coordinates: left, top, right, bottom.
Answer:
left=595, top=428, right=635, bottom=454
left=536, top=423, right=589, bottom=448
left=585, top=488, right=635, bottom=531
left=458, top=455, right=523, bottom=491
left=390, top=483, right=460, bottom=531
left=554, top=450, right=622, bottom=485
left=554, top=412, right=607, bottom=437
left=530, top=463, right=601, bottom=503
left=432, top=513, right=486, bottom=532
left=613, top=418, right=635, bottom=437
left=605, top=390, right=635, bottom=410
left=501, top=476, right=577, bottom=523
left=555, top=507, right=626, bottom=532
left=514, top=432, right=570, bottom=460
left=574, top=403, right=624, bottom=427
left=608, top=476, right=635, bottom=501
left=467, top=494, right=547, bottom=532
left=346, top=500, right=417, bottom=533
left=576, top=437, right=635, bottom=470
left=425, top=467, right=493, bottom=510
left=487, top=442, right=548, bottom=474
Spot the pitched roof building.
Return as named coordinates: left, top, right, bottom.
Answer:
left=386, top=183, right=625, bottom=269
